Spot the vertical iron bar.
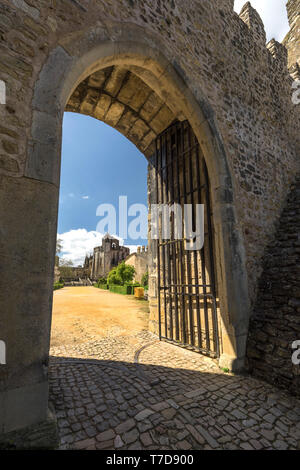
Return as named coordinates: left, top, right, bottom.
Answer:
left=181, top=121, right=195, bottom=346
left=194, top=138, right=205, bottom=351
left=175, top=123, right=187, bottom=344
left=199, top=155, right=211, bottom=352
left=188, top=130, right=202, bottom=350
left=170, top=129, right=180, bottom=341
left=155, top=138, right=162, bottom=341
left=160, top=134, right=168, bottom=339
left=203, top=160, right=219, bottom=356
left=165, top=131, right=173, bottom=340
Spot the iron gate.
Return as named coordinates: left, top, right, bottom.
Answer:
left=154, top=120, right=220, bottom=358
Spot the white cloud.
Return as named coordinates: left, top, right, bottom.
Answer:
left=234, top=0, right=290, bottom=42
left=58, top=229, right=103, bottom=266
left=82, top=195, right=90, bottom=200
left=57, top=229, right=143, bottom=266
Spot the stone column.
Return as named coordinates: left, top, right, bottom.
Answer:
left=0, top=174, right=58, bottom=435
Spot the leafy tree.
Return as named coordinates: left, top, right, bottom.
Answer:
left=56, top=238, right=63, bottom=255
left=59, top=258, right=74, bottom=280
left=117, top=262, right=135, bottom=284
left=97, top=277, right=107, bottom=287
left=107, top=262, right=135, bottom=286
left=107, top=268, right=122, bottom=286
left=59, top=259, right=74, bottom=267
left=141, top=272, right=149, bottom=287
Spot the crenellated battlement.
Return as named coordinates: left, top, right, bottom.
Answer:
left=239, top=1, right=266, bottom=46
left=267, top=39, right=288, bottom=70
left=283, top=0, right=300, bottom=68
left=236, top=0, right=298, bottom=75
left=235, top=1, right=299, bottom=83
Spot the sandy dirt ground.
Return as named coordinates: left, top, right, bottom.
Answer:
left=50, top=286, right=150, bottom=348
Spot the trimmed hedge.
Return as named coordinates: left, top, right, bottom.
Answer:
left=109, top=285, right=132, bottom=295
left=94, top=283, right=142, bottom=295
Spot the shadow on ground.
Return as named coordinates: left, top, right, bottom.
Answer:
left=49, top=355, right=300, bottom=450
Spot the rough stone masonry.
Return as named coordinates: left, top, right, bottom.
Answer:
left=0, top=0, right=299, bottom=441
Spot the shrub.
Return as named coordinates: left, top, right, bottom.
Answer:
left=107, top=267, right=122, bottom=286
left=96, top=277, right=109, bottom=289
left=98, top=283, right=109, bottom=290
left=53, top=282, right=64, bottom=291
left=141, top=272, right=149, bottom=288
left=107, top=262, right=135, bottom=286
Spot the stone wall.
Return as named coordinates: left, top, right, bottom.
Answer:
left=125, top=247, right=148, bottom=284
left=247, top=175, right=300, bottom=396
left=0, top=0, right=299, bottom=437
left=284, top=0, right=300, bottom=68
left=59, top=266, right=87, bottom=282
left=0, top=0, right=298, bottom=305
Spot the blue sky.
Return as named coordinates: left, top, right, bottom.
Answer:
left=58, top=1, right=290, bottom=266
left=58, top=113, right=147, bottom=265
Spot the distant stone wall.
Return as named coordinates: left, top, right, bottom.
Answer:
left=247, top=175, right=300, bottom=396
left=59, top=266, right=87, bottom=282
left=125, top=247, right=148, bottom=284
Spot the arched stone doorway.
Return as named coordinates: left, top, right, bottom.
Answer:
left=64, top=62, right=223, bottom=357
left=0, top=29, right=250, bottom=435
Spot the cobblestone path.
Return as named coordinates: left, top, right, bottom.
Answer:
left=49, top=331, right=300, bottom=450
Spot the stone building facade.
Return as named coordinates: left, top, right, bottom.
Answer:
left=83, top=253, right=93, bottom=277
left=125, top=246, right=148, bottom=284
left=0, top=0, right=299, bottom=439
left=90, top=234, right=130, bottom=280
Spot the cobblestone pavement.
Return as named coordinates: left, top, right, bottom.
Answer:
left=49, top=330, right=300, bottom=450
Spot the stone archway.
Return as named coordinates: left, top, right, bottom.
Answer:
left=28, top=32, right=250, bottom=365
left=0, top=27, right=250, bottom=435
